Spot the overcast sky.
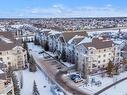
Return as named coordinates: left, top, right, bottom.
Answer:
left=0, top=0, right=127, bottom=18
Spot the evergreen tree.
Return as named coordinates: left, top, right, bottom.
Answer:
left=34, top=36, right=40, bottom=45
left=12, top=73, right=21, bottom=95
left=114, top=65, right=119, bottom=75
left=7, top=65, right=13, bottom=78
left=20, top=73, right=23, bottom=89
left=122, top=58, right=127, bottom=71
left=27, top=51, right=30, bottom=62
left=60, top=49, right=66, bottom=62
left=23, top=41, right=28, bottom=50
left=29, top=56, right=37, bottom=72
left=44, top=41, right=49, bottom=51
left=7, top=66, right=20, bottom=95
left=32, top=80, right=40, bottom=95
left=107, top=60, right=114, bottom=77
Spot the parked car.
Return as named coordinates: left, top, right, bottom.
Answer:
left=70, top=74, right=82, bottom=83
left=38, top=51, right=44, bottom=54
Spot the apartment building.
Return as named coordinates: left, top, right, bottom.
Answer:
left=76, top=37, right=121, bottom=73
left=0, top=32, right=27, bottom=70
left=36, top=29, right=51, bottom=47
left=121, top=44, right=127, bottom=59
left=0, top=70, right=14, bottom=95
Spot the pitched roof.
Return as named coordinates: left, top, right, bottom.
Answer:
left=83, top=37, right=114, bottom=49
left=0, top=32, right=22, bottom=51
left=62, top=31, right=87, bottom=43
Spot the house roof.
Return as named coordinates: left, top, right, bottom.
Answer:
left=68, top=36, right=84, bottom=45
left=0, top=32, right=22, bottom=51
left=83, top=37, right=114, bottom=49
left=41, top=29, right=51, bottom=36
left=72, top=37, right=84, bottom=45
left=62, top=31, right=87, bottom=43
left=0, top=69, right=6, bottom=80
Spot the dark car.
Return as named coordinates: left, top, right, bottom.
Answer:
left=70, top=74, right=80, bottom=80
left=38, top=51, right=44, bottom=54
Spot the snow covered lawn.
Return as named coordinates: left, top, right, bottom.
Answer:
left=19, top=68, right=53, bottom=95
left=100, top=79, right=127, bottom=95
left=78, top=71, right=127, bottom=95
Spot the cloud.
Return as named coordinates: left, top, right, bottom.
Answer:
left=1, top=4, right=127, bottom=18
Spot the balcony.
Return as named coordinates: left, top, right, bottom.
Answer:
left=0, top=83, right=13, bottom=94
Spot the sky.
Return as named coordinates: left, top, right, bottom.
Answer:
left=0, top=0, right=127, bottom=18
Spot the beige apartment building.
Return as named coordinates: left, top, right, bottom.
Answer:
left=76, top=37, right=121, bottom=73
left=0, top=70, right=14, bottom=95
left=0, top=79, right=14, bottom=95
left=0, top=32, right=27, bottom=70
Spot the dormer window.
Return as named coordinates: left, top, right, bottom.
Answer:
left=91, top=51, right=93, bottom=54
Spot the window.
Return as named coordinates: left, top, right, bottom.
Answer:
left=91, top=51, right=93, bottom=54
left=0, top=58, right=3, bottom=61
left=8, top=62, right=11, bottom=65
left=98, top=61, right=100, bottom=63
left=98, top=55, right=101, bottom=58
left=103, top=54, right=106, bottom=57
left=103, top=60, right=106, bottom=62
left=0, top=52, right=2, bottom=55
left=109, top=53, right=111, bottom=55
left=92, top=64, right=96, bottom=68
left=117, top=53, right=119, bottom=56
left=104, top=49, right=106, bottom=52
left=7, top=57, right=9, bottom=60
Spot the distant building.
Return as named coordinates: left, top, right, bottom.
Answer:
left=15, top=29, right=35, bottom=42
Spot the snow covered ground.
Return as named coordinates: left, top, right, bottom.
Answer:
left=78, top=71, right=127, bottom=95
left=88, top=29, right=127, bottom=36
left=17, top=68, right=53, bottom=95
left=100, top=79, right=127, bottom=95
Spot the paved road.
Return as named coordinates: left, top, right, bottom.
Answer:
left=55, top=71, right=89, bottom=95
left=29, top=50, right=89, bottom=95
